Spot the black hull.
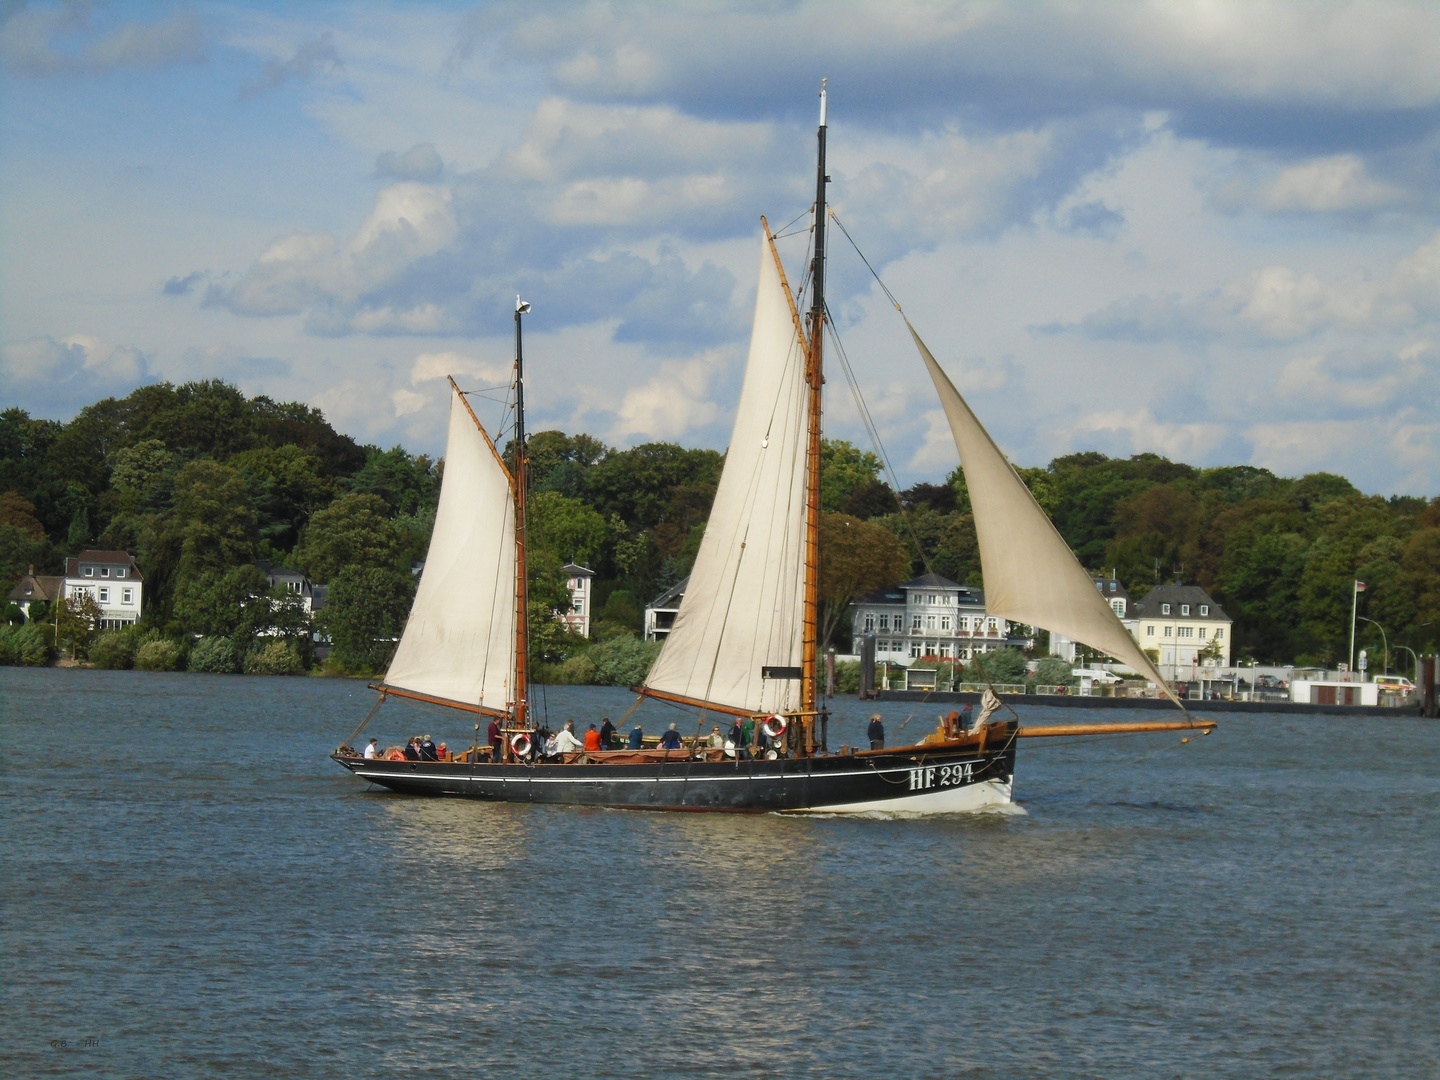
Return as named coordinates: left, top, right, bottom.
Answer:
left=333, top=727, right=1018, bottom=814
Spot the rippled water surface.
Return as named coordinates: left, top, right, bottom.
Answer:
left=3, top=668, right=1438, bottom=1078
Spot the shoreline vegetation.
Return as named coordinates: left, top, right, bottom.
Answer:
left=4, top=380, right=1438, bottom=682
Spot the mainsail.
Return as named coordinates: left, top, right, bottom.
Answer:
left=384, top=384, right=517, bottom=713
left=909, top=324, right=1183, bottom=709
left=642, top=232, right=810, bottom=714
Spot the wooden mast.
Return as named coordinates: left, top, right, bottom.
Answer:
left=800, top=80, right=828, bottom=752
left=512, top=296, right=531, bottom=735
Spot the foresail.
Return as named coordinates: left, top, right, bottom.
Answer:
left=643, top=232, right=809, bottom=714
left=909, top=324, right=1183, bottom=709
left=385, top=387, right=516, bottom=712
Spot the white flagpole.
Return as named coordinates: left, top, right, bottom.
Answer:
left=1349, top=581, right=1359, bottom=677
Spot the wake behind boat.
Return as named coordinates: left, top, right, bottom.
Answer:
left=331, top=84, right=1213, bottom=813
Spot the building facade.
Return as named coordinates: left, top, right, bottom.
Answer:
left=644, top=577, right=687, bottom=642
left=1124, top=584, right=1232, bottom=673
left=64, top=550, right=144, bottom=629
left=849, top=572, right=1012, bottom=668
left=560, top=563, right=594, bottom=637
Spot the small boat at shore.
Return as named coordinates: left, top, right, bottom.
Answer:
left=332, top=84, right=1212, bottom=813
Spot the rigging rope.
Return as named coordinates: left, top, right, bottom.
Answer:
left=338, top=691, right=387, bottom=751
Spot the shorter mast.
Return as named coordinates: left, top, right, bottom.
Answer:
left=513, top=296, right=531, bottom=731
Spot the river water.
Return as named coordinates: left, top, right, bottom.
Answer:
left=2, top=668, right=1437, bottom=1078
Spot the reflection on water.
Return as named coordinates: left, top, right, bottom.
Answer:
left=3, top=669, right=1438, bottom=1079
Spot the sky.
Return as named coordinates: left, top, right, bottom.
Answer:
left=2, top=1, right=1439, bottom=496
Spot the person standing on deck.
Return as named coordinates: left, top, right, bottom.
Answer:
left=658, top=723, right=684, bottom=750
left=708, top=726, right=725, bottom=748
left=487, top=718, right=502, bottom=760
left=599, top=717, right=617, bottom=749
left=584, top=724, right=602, bottom=752
left=363, top=738, right=379, bottom=759
left=553, top=720, right=584, bottom=754
left=627, top=724, right=644, bottom=749
left=867, top=714, right=885, bottom=750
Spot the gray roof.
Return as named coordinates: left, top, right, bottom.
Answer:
left=1132, top=584, right=1229, bottom=621
left=903, top=572, right=961, bottom=589
left=648, top=576, right=688, bottom=609
left=1093, top=576, right=1130, bottom=601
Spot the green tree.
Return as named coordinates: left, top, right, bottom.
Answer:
left=529, top=491, right=610, bottom=568
left=293, top=493, right=409, bottom=583
left=321, top=567, right=415, bottom=674
left=819, top=513, right=910, bottom=648
left=229, top=445, right=333, bottom=551
left=820, top=439, right=883, bottom=512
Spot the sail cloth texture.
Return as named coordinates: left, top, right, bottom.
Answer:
left=385, top=388, right=516, bottom=711
left=909, top=323, right=1183, bottom=710
left=644, top=233, right=809, bottom=714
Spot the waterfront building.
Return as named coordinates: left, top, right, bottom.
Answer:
left=849, top=572, right=1012, bottom=668
left=257, top=561, right=322, bottom=614
left=1124, top=583, right=1232, bottom=674
left=561, top=563, right=594, bottom=637
left=63, top=549, right=144, bottom=629
left=644, top=577, right=687, bottom=642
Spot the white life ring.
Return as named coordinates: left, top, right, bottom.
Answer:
left=762, top=715, right=788, bottom=739
left=510, top=732, right=533, bottom=758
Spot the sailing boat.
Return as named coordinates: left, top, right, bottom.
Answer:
left=331, top=85, right=1213, bottom=812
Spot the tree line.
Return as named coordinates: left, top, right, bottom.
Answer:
left=4, top=379, right=1436, bottom=678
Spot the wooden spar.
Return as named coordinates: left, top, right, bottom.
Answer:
left=800, top=79, right=829, bottom=755
left=1014, top=720, right=1218, bottom=738
left=636, top=685, right=759, bottom=719
left=367, top=683, right=511, bottom=720
left=447, top=376, right=514, bottom=484
left=512, top=299, right=530, bottom=738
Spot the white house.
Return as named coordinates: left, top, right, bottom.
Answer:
left=1124, top=583, right=1233, bottom=675
left=257, top=561, right=321, bottom=613
left=560, top=563, right=594, bottom=637
left=849, top=572, right=1013, bottom=668
left=64, top=549, right=143, bottom=629
left=644, top=577, right=687, bottom=641
left=1050, top=575, right=1131, bottom=662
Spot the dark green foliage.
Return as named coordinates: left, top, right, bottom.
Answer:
left=0, top=622, right=51, bottom=666
left=90, top=628, right=140, bottom=670
left=134, top=638, right=183, bottom=671
left=321, top=567, right=415, bottom=675
left=967, top=646, right=1028, bottom=684
left=1029, top=656, right=1076, bottom=687
left=189, top=636, right=241, bottom=674
left=244, top=640, right=304, bottom=676
left=293, top=493, right=409, bottom=583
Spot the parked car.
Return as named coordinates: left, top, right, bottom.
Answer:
left=1374, top=675, right=1414, bottom=692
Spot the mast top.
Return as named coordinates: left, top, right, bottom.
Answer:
left=818, top=78, right=827, bottom=127
left=516, top=295, right=530, bottom=314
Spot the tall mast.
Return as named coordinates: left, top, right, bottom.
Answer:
left=801, top=79, right=827, bottom=744
left=513, top=296, right=531, bottom=731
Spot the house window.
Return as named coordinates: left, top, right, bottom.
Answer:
left=864, top=614, right=875, bottom=632
left=1109, top=581, right=1116, bottom=592
left=1178, top=626, right=1194, bottom=638
left=1198, top=628, right=1207, bottom=639
left=879, top=614, right=889, bottom=631
left=84, top=567, right=94, bottom=577
left=910, top=642, right=921, bottom=658
left=940, top=616, right=951, bottom=631
left=99, top=587, right=109, bottom=602
left=987, top=618, right=997, bottom=632
left=1164, top=627, right=1174, bottom=638
left=911, top=615, right=922, bottom=631
left=1215, top=628, right=1224, bottom=640
left=1110, top=600, right=1125, bottom=615
left=1161, top=603, right=1170, bottom=615
left=117, top=568, right=127, bottom=579
left=957, top=617, right=968, bottom=631
left=101, top=567, right=110, bottom=578
left=938, top=644, right=950, bottom=658
left=925, top=615, right=935, bottom=630
left=1199, top=604, right=1209, bottom=616
left=1181, top=604, right=1190, bottom=616
left=1146, top=625, right=1155, bottom=637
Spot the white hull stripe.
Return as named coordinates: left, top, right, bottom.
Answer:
left=797, top=779, right=1013, bottom=816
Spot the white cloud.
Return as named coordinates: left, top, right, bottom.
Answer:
left=409, top=350, right=508, bottom=386
left=1259, top=155, right=1404, bottom=213
left=1, top=8, right=204, bottom=76
left=0, top=334, right=152, bottom=412
left=1059, top=408, right=1231, bottom=462
left=609, top=355, right=722, bottom=441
